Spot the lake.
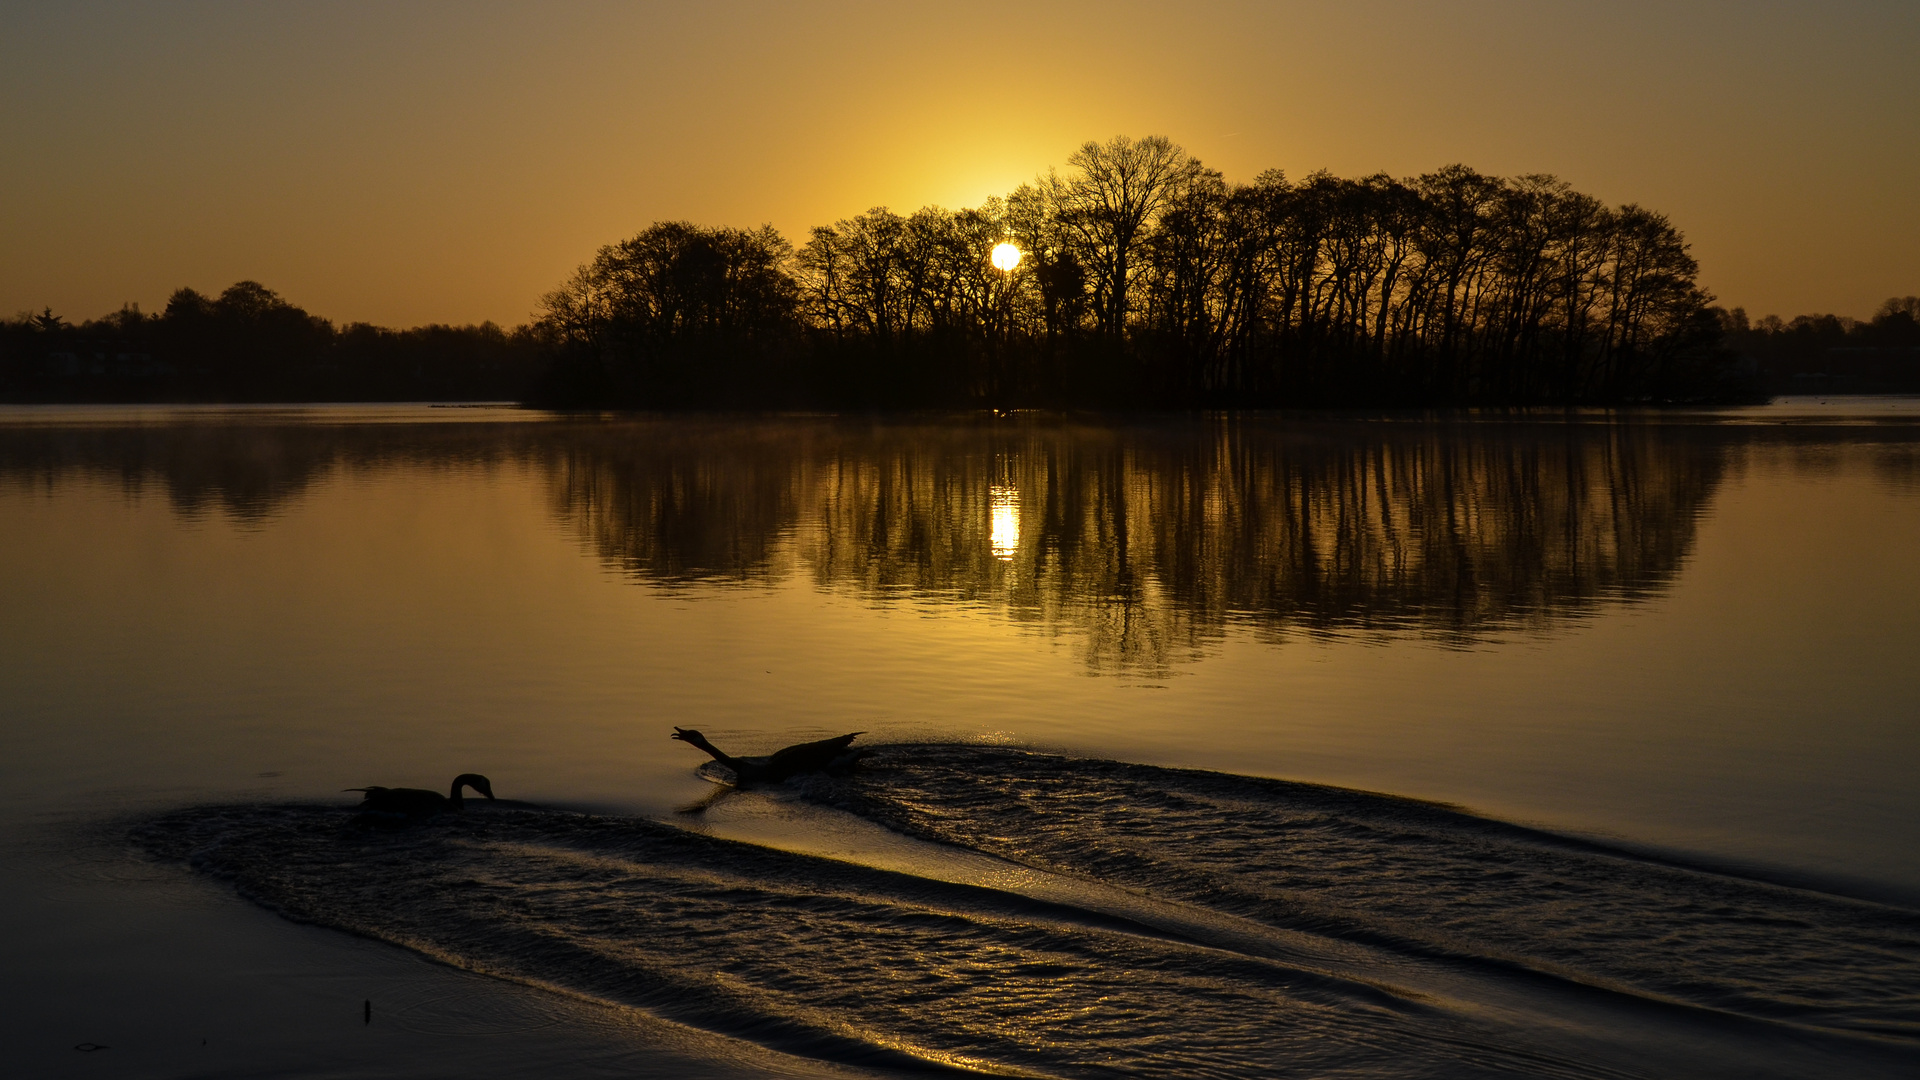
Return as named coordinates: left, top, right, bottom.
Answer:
left=2, top=402, right=1917, bottom=1077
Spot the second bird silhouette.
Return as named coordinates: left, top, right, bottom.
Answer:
left=671, top=728, right=864, bottom=786
left=347, top=773, right=495, bottom=816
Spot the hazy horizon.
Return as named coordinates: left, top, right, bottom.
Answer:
left=3, top=0, right=1915, bottom=329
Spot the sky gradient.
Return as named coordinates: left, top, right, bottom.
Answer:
left=2, top=0, right=1915, bottom=328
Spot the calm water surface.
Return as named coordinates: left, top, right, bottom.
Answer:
left=2, top=403, right=1917, bottom=1077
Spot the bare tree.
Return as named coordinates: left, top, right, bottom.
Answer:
left=1055, top=135, right=1197, bottom=343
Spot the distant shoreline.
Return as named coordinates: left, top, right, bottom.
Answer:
left=8, top=138, right=1915, bottom=409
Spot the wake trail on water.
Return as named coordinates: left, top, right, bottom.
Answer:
left=132, top=745, right=1920, bottom=1079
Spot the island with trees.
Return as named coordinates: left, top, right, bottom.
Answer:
left=4, top=136, right=1913, bottom=408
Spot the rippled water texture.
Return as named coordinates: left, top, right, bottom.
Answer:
left=135, top=746, right=1919, bottom=1078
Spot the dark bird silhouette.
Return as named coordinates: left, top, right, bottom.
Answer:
left=346, top=773, right=495, bottom=816
left=671, top=728, right=864, bottom=786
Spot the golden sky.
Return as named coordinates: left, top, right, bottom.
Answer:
left=2, top=0, right=1914, bottom=328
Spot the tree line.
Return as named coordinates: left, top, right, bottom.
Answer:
left=1716, top=297, right=1920, bottom=394
left=21, top=134, right=1903, bottom=408
left=1, top=281, right=542, bottom=402
left=534, top=136, right=1738, bottom=407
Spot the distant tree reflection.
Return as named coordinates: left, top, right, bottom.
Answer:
left=538, top=417, right=1732, bottom=670
left=542, top=422, right=802, bottom=583
left=13, top=413, right=1906, bottom=674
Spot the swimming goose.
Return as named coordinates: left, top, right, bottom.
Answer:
left=347, top=773, right=495, bottom=816
left=670, top=728, right=863, bottom=786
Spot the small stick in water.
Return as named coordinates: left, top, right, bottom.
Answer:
left=364, top=999, right=371, bottom=1025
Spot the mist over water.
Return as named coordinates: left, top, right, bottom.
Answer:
left=3, top=402, right=1918, bottom=1076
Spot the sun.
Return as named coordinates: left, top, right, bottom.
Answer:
left=990, top=242, right=1022, bottom=272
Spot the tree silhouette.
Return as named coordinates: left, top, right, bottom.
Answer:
left=1054, top=136, right=1198, bottom=345
left=5, top=135, right=1758, bottom=408
left=535, top=222, right=799, bottom=406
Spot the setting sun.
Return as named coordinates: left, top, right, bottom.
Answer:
left=990, top=242, right=1021, bottom=272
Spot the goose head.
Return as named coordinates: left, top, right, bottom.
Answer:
left=451, top=773, right=496, bottom=800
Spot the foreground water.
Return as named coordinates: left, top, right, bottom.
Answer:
left=2, top=403, right=1917, bottom=1077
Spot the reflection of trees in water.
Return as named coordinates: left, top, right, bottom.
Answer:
left=13, top=412, right=1895, bottom=672
left=1750, top=438, right=1920, bottom=496
left=0, top=420, right=336, bottom=522
left=1169, top=422, right=1709, bottom=635
left=786, top=420, right=1724, bottom=670
left=534, top=418, right=1732, bottom=670
left=541, top=424, right=800, bottom=583
left=1870, top=442, right=1920, bottom=492
left=0, top=418, right=520, bottom=523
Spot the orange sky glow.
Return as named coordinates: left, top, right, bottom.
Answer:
left=2, top=0, right=1914, bottom=328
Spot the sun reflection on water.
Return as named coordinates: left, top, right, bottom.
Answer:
left=989, top=484, right=1019, bottom=561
